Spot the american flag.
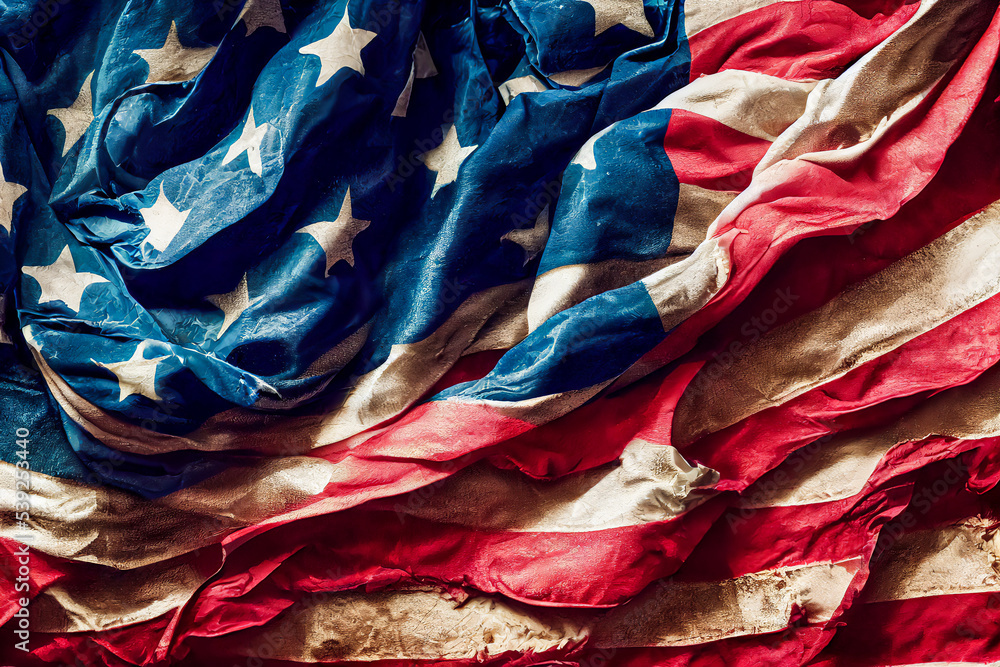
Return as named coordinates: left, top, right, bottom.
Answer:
left=1, top=0, right=1000, bottom=664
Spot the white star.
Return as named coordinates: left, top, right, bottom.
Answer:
left=296, top=188, right=371, bottom=276
left=47, top=71, right=94, bottom=157
left=207, top=274, right=259, bottom=337
left=222, top=107, right=272, bottom=176
left=134, top=21, right=218, bottom=83
left=299, top=6, right=377, bottom=86
left=0, top=162, right=27, bottom=235
left=502, top=204, right=549, bottom=265
left=549, top=65, right=607, bottom=87
left=238, top=0, right=286, bottom=35
left=418, top=124, right=477, bottom=197
left=412, top=31, right=438, bottom=79
left=391, top=66, right=416, bottom=118
left=94, top=340, right=171, bottom=403
left=578, top=0, right=653, bottom=37
left=572, top=124, right=614, bottom=171
left=140, top=183, right=191, bottom=253
left=391, top=32, right=438, bottom=118
left=497, top=74, right=547, bottom=105
left=22, top=246, right=108, bottom=314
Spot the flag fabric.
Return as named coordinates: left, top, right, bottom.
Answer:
left=2, top=0, right=1000, bottom=664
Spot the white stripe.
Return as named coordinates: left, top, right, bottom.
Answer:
left=682, top=0, right=799, bottom=37
left=653, top=70, right=817, bottom=141
left=678, top=199, right=1000, bottom=444
left=388, top=439, right=719, bottom=532
left=226, top=559, right=862, bottom=661
left=866, top=522, right=1000, bottom=602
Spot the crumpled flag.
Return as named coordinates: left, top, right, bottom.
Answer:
left=2, top=0, right=1000, bottom=664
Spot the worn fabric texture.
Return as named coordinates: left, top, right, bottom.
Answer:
left=1, top=0, right=1000, bottom=664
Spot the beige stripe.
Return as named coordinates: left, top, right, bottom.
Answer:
left=548, top=66, right=606, bottom=87
left=296, top=321, right=371, bottom=381
left=743, top=361, right=1000, bottom=508
left=242, top=585, right=587, bottom=662
left=675, top=199, right=1000, bottom=445
left=740, top=430, right=896, bottom=509
left=652, top=70, right=817, bottom=142
left=28, top=280, right=527, bottom=456
left=593, top=558, right=860, bottom=647
left=528, top=257, right=682, bottom=333
left=672, top=185, right=738, bottom=251
left=682, top=0, right=797, bottom=37
left=0, top=456, right=336, bottom=568
left=463, top=279, right=531, bottom=355
left=866, top=521, right=1000, bottom=603
left=444, top=382, right=622, bottom=429
left=32, top=551, right=222, bottom=633
left=387, top=439, right=718, bottom=532
left=228, top=559, right=860, bottom=661
left=642, top=231, right=731, bottom=332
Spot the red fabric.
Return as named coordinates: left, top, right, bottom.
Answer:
left=662, top=110, right=772, bottom=190
left=682, top=481, right=911, bottom=580
left=689, top=0, right=920, bottom=80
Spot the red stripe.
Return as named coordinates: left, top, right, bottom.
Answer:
left=424, top=349, right=507, bottom=396
left=689, top=0, right=920, bottom=80
left=663, top=110, right=772, bottom=190
left=683, top=290, right=1000, bottom=484
left=181, top=499, right=726, bottom=644
left=0, top=538, right=65, bottom=626
left=10, top=616, right=171, bottom=667
left=680, top=482, right=911, bottom=580
left=574, top=627, right=833, bottom=667
left=813, top=591, right=1000, bottom=666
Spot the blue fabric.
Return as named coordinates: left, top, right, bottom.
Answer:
left=0, top=0, right=690, bottom=496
